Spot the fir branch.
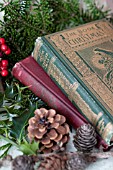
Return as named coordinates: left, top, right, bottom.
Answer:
left=29, top=0, right=36, bottom=13
left=0, top=0, right=109, bottom=67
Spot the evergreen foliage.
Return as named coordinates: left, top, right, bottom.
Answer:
left=0, top=0, right=111, bottom=158
left=0, top=81, right=45, bottom=158
left=0, top=0, right=109, bottom=68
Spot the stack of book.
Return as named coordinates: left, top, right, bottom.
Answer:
left=12, top=19, right=113, bottom=149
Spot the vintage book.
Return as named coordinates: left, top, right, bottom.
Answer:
left=12, top=56, right=87, bottom=128
left=12, top=56, right=107, bottom=149
left=33, top=19, right=113, bottom=146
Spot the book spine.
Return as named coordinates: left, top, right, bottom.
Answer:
left=12, top=58, right=108, bottom=150
left=12, top=61, right=86, bottom=129
left=33, top=38, right=113, bottom=145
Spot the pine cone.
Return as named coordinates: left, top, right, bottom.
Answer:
left=65, top=153, right=88, bottom=170
left=73, top=124, right=97, bottom=152
left=28, top=108, right=70, bottom=153
left=64, top=152, right=97, bottom=170
left=12, top=155, right=37, bottom=170
left=38, top=154, right=67, bottom=170
left=38, top=152, right=96, bottom=170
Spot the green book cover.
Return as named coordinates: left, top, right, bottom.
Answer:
left=33, top=19, right=113, bottom=145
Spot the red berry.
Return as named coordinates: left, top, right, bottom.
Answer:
left=1, top=69, right=8, bottom=77
left=4, top=48, right=11, bottom=55
left=0, top=38, right=5, bottom=45
left=0, top=52, right=3, bottom=58
left=1, top=60, right=8, bottom=67
left=1, top=66, right=7, bottom=70
left=1, top=44, right=8, bottom=52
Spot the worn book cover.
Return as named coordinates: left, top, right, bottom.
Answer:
left=12, top=56, right=87, bottom=128
left=33, top=19, right=113, bottom=145
left=12, top=56, right=108, bottom=149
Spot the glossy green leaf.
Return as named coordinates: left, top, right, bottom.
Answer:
left=0, top=143, right=12, bottom=159
left=16, top=92, right=22, bottom=102
left=4, top=105, right=15, bottom=115
left=5, top=83, right=15, bottom=99
left=19, top=140, right=39, bottom=155
left=10, top=101, right=36, bottom=142
left=0, top=143, right=11, bottom=151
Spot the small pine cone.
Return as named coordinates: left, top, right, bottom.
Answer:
left=12, top=155, right=37, bottom=170
left=38, top=154, right=66, bottom=170
left=73, top=124, right=97, bottom=152
left=28, top=108, right=70, bottom=153
left=65, top=152, right=97, bottom=170
left=65, top=153, right=87, bottom=170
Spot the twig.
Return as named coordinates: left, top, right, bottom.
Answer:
left=37, top=151, right=113, bottom=159
left=67, top=151, right=113, bottom=159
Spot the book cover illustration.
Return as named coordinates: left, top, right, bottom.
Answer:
left=46, top=20, right=113, bottom=115
left=33, top=19, right=113, bottom=145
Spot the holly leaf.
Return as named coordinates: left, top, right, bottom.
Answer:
left=0, top=143, right=12, bottom=159
left=10, top=101, right=36, bottom=142
left=19, top=140, right=39, bottom=155
left=5, top=83, right=16, bottom=99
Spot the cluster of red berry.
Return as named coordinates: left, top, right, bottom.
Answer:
left=0, top=38, right=11, bottom=77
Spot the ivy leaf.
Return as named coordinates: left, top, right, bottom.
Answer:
left=19, top=140, right=39, bottom=155
left=10, top=101, right=36, bottom=142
